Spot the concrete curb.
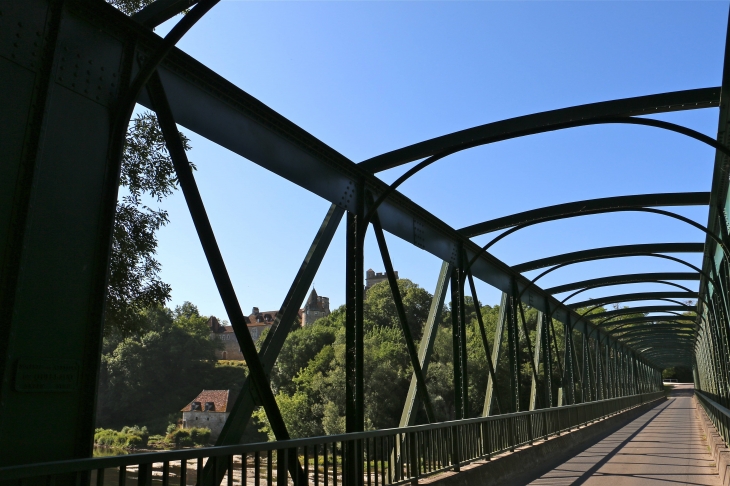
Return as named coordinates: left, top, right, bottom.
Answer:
left=694, top=396, right=730, bottom=486
left=421, top=398, right=666, bottom=486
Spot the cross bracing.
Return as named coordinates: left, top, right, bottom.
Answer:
left=2, top=1, right=730, bottom=484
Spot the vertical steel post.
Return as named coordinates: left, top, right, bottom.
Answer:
left=450, top=265, right=465, bottom=420
left=562, top=318, right=575, bottom=405
left=507, top=280, right=520, bottom=413
left=582, top=334, right=590, bottom=402
left=345, top=181, right=365, bottom=486
left=543, top=304, right=554, bottom=408
left=458, top=250, right=469, bottom=418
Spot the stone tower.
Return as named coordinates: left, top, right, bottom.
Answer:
left=302, top=288, right=330, bottom=326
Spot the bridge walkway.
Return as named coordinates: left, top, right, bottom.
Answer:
left=521, top=385, right=719, bottom=486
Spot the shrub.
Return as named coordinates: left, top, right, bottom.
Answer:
left=189, top=427, right=211, bottom=445
left=94, top=425, right=149, bottom=449
left=166, top=427, right=211, bottom=447
left=167, top=428, right=193, bottom=447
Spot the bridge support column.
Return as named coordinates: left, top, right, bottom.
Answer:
left=0, top=0, right=131, bottom=466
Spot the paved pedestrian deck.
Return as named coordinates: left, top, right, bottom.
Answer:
left=523, top=385, right=720, bottom=485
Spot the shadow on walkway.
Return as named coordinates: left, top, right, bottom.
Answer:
left=507, top=385, right=720, bottom=486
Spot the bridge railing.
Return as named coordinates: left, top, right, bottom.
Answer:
left=696, top=390, right=730, bottom=447
left=0, top=391, right=664, bottom=486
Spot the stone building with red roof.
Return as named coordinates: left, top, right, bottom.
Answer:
left=180, top=389, right=232, bottom=440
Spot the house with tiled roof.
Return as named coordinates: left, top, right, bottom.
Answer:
left=180, top=389, right=232, bottom=440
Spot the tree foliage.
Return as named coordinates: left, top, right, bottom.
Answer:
left=96, top=302, right=248, bottom=433
left=253, top=279, right=606, bottom=439
left=105, top=112, right=192, bottom=338
left=107, top=0, right=152, bottom=16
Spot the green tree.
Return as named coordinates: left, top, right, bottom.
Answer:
left=256, top=279, right=434, bottom=438
left=96, top=302, right=245, bottom=433
left=106, top=112, right=193, bottom=338
left=107, top=0, right=152, bottom=16
left=102, top=1, right=193, bottom=339
left=364, top=279, right=433, bottom=341
left=268, top=308, right=341, bottom=395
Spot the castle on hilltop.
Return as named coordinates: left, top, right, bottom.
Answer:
left=366, top=268, right=398, bottom=292
left=208, top=288, right=331, bottom=360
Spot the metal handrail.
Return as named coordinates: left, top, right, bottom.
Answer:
left=695, top=390, right=730, bottom=446
left=0, top=391, right=665, bottom=484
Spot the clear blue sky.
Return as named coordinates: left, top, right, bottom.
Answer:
left=148, top=1, right=728, bottom=321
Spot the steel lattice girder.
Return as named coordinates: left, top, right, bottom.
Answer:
left=1, top=0, right=717, bottom=468
left=101, top=0, right=688, bottom=361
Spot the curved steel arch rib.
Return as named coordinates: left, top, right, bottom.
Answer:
left=588, top=304, right=695, bottom=320
left=610, top=324, right=697, bottom=337
left=460, top=193, right=710, bottom=237
left=466, top=208, right=724, bottom=277
left=622, top=334, right=695, bottom=347
left=568, top=291, right=699, bottom=310
left=545, top=272, right=699, bottom=295
left=640, top=345, right=695, bottom=354
left=360, top=88, right=720, bottom=172
left=620, top=336, right=695, bottom=350
left=513, top=243, right=704, bottom=273
left=512, top=248, right=717, bottom=304
left=611, top=323, right=696, bottom=338
left=598, top=315, right=696, bottom=329
left=513, top=252, right=707, bottom=312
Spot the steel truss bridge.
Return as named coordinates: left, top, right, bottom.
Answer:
left=2, top=0, right=730, bottom=485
